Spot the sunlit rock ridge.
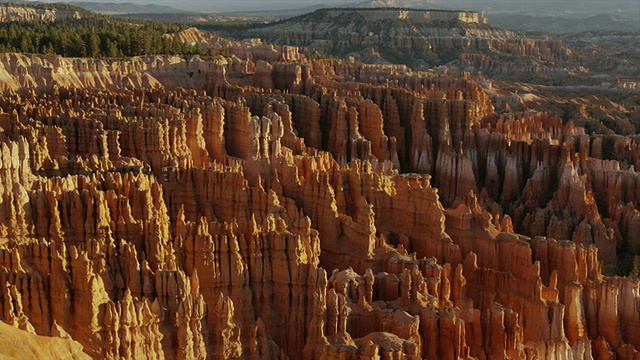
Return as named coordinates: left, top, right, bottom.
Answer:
left=0, top=21, right=637, bottom=360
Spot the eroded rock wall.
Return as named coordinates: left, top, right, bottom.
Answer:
left=0, top=52, right=637, bottom=359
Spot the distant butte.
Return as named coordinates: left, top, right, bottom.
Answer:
left=319, top=8, right=488, bottom=24
left=237, top=7, right=575, bottom=76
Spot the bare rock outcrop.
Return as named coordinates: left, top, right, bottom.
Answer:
left=0, top=51, right=637, bottom=359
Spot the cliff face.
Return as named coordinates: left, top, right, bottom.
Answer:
left=0, top=5, right=82, bottom=22
left=0, top=50, right=638, bottom=359
left=237, top=8, right=572, bottom=77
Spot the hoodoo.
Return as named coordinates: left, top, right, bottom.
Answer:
left=0, top=2, right=637, bottom=359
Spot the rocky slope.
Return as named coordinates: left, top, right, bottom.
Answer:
left=0, top=42, right=638, bottom=359
left=351, top=0, right=640, bottom=19
left=224, top=7, right=640, bottom=93
left=0, top=322, right=90, bottom=360
left=235, top=8, right=573, bottom=77
left=487, top=14, right=640, bottom=34
left=0, top=4, right=82, bottom=22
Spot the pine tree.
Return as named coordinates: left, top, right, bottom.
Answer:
left=85, top=31, right=100, bottom=58
left=630, top=255, right=640, bottom=279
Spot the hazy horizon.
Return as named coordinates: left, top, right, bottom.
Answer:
left=21, top=0, right=640, bottom=16
left=48, top=0, right=355, bottom=12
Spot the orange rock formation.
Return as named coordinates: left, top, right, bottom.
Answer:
left=0, top=49, right=637, bottom=359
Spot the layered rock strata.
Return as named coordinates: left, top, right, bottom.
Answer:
left=0, top=51, right=637, bottom=359
left=238, top=8, right=573, bottom=77
left=0, top=4, right=82, bottom=22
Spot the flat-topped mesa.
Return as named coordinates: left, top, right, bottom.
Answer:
left=323, top=8, right=487, bottom=24
left=242, top=9, right=572, bottom=77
